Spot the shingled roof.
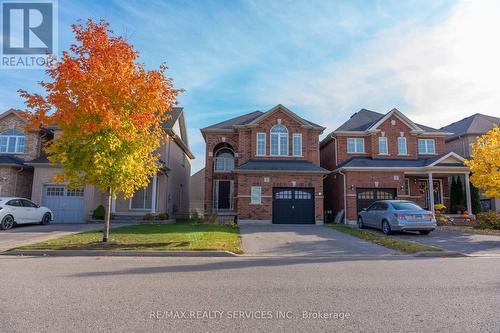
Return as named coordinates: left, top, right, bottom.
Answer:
left=235, top=159, right=329, bottom=174
left=440, top=113, right=500, bottom=140
left=0, top=155, right=30, bottom=167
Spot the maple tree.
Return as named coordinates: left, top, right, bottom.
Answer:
left=465, top=126, right=500, bottom=198
left=19, top=19, right=180, bottom=241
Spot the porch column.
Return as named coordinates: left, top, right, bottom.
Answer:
left=151, top=173, right=157, bottom=214
left=464, top=173, right=472, bottom=214
left=427, top=172, right=435, bottom=211
left=111, top=193, right=116, bottom=214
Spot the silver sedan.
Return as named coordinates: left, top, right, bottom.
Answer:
left=357, top=200, right=437, bottom=235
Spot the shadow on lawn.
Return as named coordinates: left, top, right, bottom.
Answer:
left=52, top=241, right=191, bottom=250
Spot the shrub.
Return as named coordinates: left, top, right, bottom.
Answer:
left=156, top=212, right=169, bottom=220
left=476, top=212, right=500, bottom=230
left=143, top=213, right=155, bottom=221
left=224, top=221, right=238, bottom=228
left=92, top=205, right=105, bottom=220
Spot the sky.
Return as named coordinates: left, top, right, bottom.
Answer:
left=1, top=0, right=499, bottom=174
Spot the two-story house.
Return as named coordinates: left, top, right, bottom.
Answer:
left=0, top=109, right=51, bottom=198
left=320, top=108, right=471, bottom=222
left=201, top=104, right=328, bottom=224
left=28, top=107, right=194, bottom=223
left=440, top=113, right=500, bottom=212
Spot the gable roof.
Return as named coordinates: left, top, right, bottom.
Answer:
left=440, top=113, right=500, bottom=140
left=0, top=109, right=28, bottom=123
left=201, top=105, right=325, bottom=134
left=162, top=107, right=194, bottom=159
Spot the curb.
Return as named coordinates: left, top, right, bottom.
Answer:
left=2, top=249, right=239, bottom=257
left=413, top=251, right=467, bottom=258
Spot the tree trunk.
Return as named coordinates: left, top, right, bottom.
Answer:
left=103, top=188, right=112, bottom=242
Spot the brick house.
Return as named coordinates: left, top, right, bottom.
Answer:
left=28, top=107, right=194, bottom=223
left=320, top=108, right=472, bottom=222
left=201, top=105, right=328, bottom=224
left=0, top=109, right=51, bottom=199
left=440, top=113, right=500, bottom=212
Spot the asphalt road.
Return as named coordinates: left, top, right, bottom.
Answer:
left=1, top=255, right=499, bottom=333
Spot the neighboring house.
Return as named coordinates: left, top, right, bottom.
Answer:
left=189, top=167, right=205, bottom=217
left=440, top=113, right=500, bottom=212
left=29, top=107, right=194, bottom=223
left=201, top=104, right=328, bottom=224
left=0, top=109, right=51, bottom=199
left=320, top=108, right=471, bottom=222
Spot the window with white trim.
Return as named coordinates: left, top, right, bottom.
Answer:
left=398, top=137, right=407, bottom=155
left=251, top=186, right=261, bottom=204
left=378, top=137, right=388, bottom=155
left=418, top=139, right=435, bottom=154
left=292, top=133, right=302, bottom=156
left=0, top=129, right=25, bottom=153
left=347, top=138, right=365, bottom=153
left=270, top=124, right=288, bottom=156
left=256, top=132, right=266, bottom=156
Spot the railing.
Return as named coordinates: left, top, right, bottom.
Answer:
left=214, top=157, right=235, bottom=172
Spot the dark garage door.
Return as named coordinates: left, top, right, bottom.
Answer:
left=273, top=188, right=315, bottom=224
left=356, top=188, right=396, bottom=213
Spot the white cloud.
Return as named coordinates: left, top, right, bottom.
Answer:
left=254, top=0, right=500, bottom=132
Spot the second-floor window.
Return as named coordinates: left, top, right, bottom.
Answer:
left=214, top=148, right=235, bottom=172
left=293, top=133, right=302, bottom=156
left=378, top=137, right=388, bottom=155
left=418, top=139, right=435, bottom=154
left=270, top=124, right=288, bottom=156
left=398, top=137, right=407, bottom=155
left=0, top=129, right=25, bottom=153
left=256, top=132, right=266, bottom=156
left=347, top=138, right=365, bottom=153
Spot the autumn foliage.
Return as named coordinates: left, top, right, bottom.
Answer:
left=19, top=19, right=180, bottom=240
left=465, top=126, right=500, bottom=198
left=19, top=19, right=179, bottom=197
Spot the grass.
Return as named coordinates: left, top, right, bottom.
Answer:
left=16, top=220, right=242, bottom=254
left=327, top=224, right=443, bottom=254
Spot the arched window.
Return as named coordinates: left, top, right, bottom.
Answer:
left=214, top=147, right=235, bottom=172
left=0, top=129, right=25, bottom=153
left=270, top=124, right=288, bottom=156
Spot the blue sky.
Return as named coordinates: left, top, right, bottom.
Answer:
left=1, top=0, right=499, bottom=173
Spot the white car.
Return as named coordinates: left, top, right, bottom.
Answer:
left=0, top=197, right=53, bottom=230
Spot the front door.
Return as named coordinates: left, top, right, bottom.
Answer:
left=215, top=180, right=232, bottom=210
left=418, top=180, right=442, bottom=209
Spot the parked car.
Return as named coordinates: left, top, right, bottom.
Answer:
left=0, top=197, right=53, bottom=230
left=357, top=200, right=436, bottom=235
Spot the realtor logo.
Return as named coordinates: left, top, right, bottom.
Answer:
left=1, top=0, right=57, bottom=69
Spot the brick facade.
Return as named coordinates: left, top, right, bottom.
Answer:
left=203, top=106, right=325, bottom=223
left=321, top=109, right=457, bottom=221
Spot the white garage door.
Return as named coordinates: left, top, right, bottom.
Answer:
left=42, top=186, right=86, bottom=223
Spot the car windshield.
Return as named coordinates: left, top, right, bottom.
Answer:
left=391, top=202, right=423, bottom=211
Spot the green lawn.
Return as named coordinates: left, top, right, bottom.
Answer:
left=16, top=220, right=242, bottom=254
left=327, top=224, right=443, bottom=254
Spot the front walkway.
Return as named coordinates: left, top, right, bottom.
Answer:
left=0, top=223, right=131, bottom=252
left=240, top=224, right=396, bottom=256
left=391, top=228, right=500, bottom=255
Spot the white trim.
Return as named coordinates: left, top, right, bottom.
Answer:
left=151, top=173, right=157, bottom=213
left=397, top=137, right=407, bottom=155
left=378, top=136, right=388, bottom=155
left=270, top=124, right=289, bottom=156
left=368, top=109, right=423, bottom=132
left=256, top=132, right=266, bottom=156
left=418, top=138, right=436, bottom=154
left=250, top=186, right=262, bottom=204
left=427, top=151, right=465, bottom=166
left=347, top=137, right=365, bottom=153
left=292, top=133, right=302, bottom=157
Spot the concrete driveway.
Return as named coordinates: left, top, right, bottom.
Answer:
left=390, top=228, right=500, bottom=255
left=240, top=224, right=396, bottom=256
left=0, top=223, right=131, bottom=252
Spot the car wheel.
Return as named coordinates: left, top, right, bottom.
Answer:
left=419, top=230, right=431, bottom=235
left=40, top=213, right=51, bottom=225
left=382, top=220, right=392, bottom=235
left=357, top=217, right=365, bottom=229
left=0, top=215, right=15, bottom=230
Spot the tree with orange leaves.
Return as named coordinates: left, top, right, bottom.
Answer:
left=19, top=20, right=180, bottom=242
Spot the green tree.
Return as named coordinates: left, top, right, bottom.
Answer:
left=19, top=20, right=179, bottom=242
left=470, top=182, right=481, bottom=214
left=456, top=176, right=465, bottom=210
left=450, top=177, right=458, bottom=214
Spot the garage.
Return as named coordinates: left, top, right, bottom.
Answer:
left=42, top=185, right=86, bottom=223
left=272, top=187, right=315, bottom=224
left=356, top=188, right=396, bottom=213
